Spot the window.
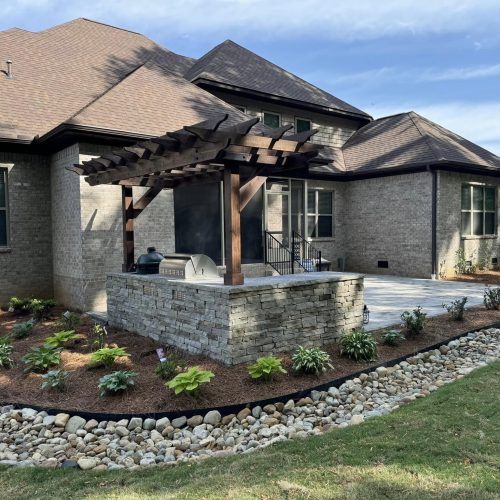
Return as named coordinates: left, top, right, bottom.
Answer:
left=0, top=169, right=8, bottom=246
left=263, top=111, right=280, bottom=129
left=307, top=189, right=333, bottom=238
left=461, top=184, right=496, bottom=236
left=234, top=105, right=246, bottom=113
left=295, top=118, right=311, bottom=133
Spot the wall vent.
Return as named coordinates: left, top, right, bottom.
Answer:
left=492, top=257, right=498, bottom=265
left=377, top=260, right=389, bottom=269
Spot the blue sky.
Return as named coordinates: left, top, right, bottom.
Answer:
left=2, top=0, right=500, bottom=153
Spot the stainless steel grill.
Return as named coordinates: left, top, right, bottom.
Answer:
left=159, top=253, right=218, bottom=280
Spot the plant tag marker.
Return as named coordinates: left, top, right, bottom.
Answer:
left=156, top=348, right=166, bottom=363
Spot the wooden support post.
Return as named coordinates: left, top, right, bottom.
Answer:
left=122, top=186, right=135, bottom=272
left=223, top=168, right=244, bottom=286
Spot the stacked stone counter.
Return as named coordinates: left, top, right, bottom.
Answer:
left=107, top=272, right=364, bottom=365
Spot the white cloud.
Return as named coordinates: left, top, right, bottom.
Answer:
left=2, top=0, right=500, bottom=41
left=366, top=102, right=500, bottom=155
left=420, top=64, right=500, bottom=81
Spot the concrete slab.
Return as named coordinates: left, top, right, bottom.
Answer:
left=363, top=274, right=491, bottom=331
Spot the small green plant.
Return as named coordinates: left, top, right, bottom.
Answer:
left=29, top=299, right=57, bottom=320
left=248, top=355, right=287, bottom=381
left=154, top=357, right=186, bottom=381
left=442, top=297, right=468, bottom=321
left=44, top=330, right=79, bottom=349
left=98, top=370, right=137, bottom=397
left=292, top=346, right=333, bottom=375
left=401, top=306, right=427, bottom=335
left=339, top=329, right=377, bottom=362
left=484, top=286, right=500, bottom=310
left=382, top=330, right=405, bottom=346
left=41, top=370, right=70, bottom=391
left=91, top=323, right=108, bottom=350
left=58, top=311, right=81, bottom=330
left=167, top=367, right=215, bottom=396
left=8, top=297, right=31, bottom=314
left=90, top=346, right=130, bottom=368
left=22, top=346, right=61, bottom=373
left=0, top=341, right=14, bottom=368
left=454, top=248, right=476, bottom=275
left=12, top=319, right=36, bottom=339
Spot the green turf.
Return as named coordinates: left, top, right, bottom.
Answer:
left=1, top=362, right=499, bottom=499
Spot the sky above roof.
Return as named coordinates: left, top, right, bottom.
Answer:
left=2, top=0, right=499, bottom=154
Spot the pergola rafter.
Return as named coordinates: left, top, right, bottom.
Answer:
left=67, top=113, right=325, bottom=285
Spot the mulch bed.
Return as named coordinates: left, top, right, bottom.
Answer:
left=448, top=270, right=500, bottom=285
left=1, top=306, right=499, bottom=415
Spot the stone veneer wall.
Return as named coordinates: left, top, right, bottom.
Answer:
left=0, top=152, right=53, bottom=305
left=107, top=272, right=364, bottom=365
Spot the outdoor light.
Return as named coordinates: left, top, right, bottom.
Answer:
left=363, top=305, right=370, bottom=324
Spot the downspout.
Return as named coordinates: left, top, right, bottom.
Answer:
left=430, top=167, right=438, bottom=279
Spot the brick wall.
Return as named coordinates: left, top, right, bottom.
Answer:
left=0, top=152, right=53, bottom=305
left=107, top=272, right=364, bottom=365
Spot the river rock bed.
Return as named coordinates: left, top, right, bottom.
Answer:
left=1, top=328, right=498, bottom=470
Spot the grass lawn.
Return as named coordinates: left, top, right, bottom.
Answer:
left=1, top=362, right=499, bottom=500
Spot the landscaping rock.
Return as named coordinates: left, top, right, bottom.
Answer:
left=143, top=419, right=156, bottom=431
left=128, top=418, right=143, bottom=430
left=186, top=415, right=203, bottom=427
left=77, top=457, right=99, bottom=470
left=65, top=416, right=86, bottom=434
left=204, top=410, right=222, bottom=426
left=172, top=416, right=187, bottom=429
left=84, top=419, right=99, bottom=432
left=54, top=413, right=70, bottom=428
left=236, top=408, right=251, bottom=421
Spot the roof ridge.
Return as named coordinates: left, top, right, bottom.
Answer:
left=39, top=18, right=145, bottom=37
left=407, top=111, right=443, bottom=162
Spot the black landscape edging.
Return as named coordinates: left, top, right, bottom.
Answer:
left=3, top=322, right=499, bottom=422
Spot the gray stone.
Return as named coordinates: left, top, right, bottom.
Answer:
left=77, top=457, right=99, bottom=470
left=54, top=413, right=70, bottom=428
left=204, top=410, right=222, bottom=426
left=128, top=417, right=143, bottom=430
left=143, top=418, right=156, bottom=431
left=186, top=415, right=203, bottom=428
left=84, top=419, right=99, bottom=431
left=172, top=416, right=187, bottom=429
left=115, top=426, right=129, bottom=437
left=65, top=416, right=86, bottom=434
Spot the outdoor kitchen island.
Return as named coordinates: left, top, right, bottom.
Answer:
left=107, top=272, right=364, bottom=365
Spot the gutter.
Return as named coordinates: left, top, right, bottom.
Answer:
left=429, top=166, right=438, bottom=279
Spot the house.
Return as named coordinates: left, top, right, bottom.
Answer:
left=1, top=18, right=499, bottom=311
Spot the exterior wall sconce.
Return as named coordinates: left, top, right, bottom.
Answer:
left=363, top=304, right=370, bottom=324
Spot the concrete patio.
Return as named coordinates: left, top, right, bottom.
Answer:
left=364, top=274, right=490, bottom=331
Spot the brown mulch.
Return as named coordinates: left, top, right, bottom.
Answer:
left=0, top=306, right=499, bottom=415
left=447, top=270, right=500, bottom=285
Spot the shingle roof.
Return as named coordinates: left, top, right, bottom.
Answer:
left=185, top=40, right=370, bottom=119
left=342, top=111, right=500, bottom=173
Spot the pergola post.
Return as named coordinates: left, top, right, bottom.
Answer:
left=122, top=186, right=135, bottom=272
left=223, top=167, right=244, bottom=286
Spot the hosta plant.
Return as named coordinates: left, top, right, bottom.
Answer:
left=44, top=330, right=79, bottom=349
left=382, top=330, right=405, bottom=347
left=12, top=319, right=36, bottom=339
left=484, top=286, right=500, bottom=310
left=98, top=370, right=137, bottom=397
left=8, top=297, right=31, bottom=314
left=339, top=329, right=377, bottom=362
left=292, top=346, right=333, bottom=375
left=41, top=370, right=70, bottom=391
left=22, top=346, right=61, bottom=373
left=401, top=306, right=427, bottom=335
left=442, top=297, right=468, bottom=321
left=0, top=341, right=14, bottom=369
left=167, top=367, right=214, bottom=396
left=248, top=355, right=287, bottom=381
left=90, top=346, right=130, bottom=368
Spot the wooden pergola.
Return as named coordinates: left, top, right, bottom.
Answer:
left=68, top=114, right=324, bottom=285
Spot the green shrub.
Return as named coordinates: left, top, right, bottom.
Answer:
left=90, top=323, right=108, bottom=351
left=167, top=367, right=214, bottom=396
left=484, top=286, right=500, bottom=310
left=382, top=330, right=405, bottom=346
left=292, top=346, right=333, bottom=375
left=41, top=370, right=70, bottom=391
left=339, top=329, right=377, bottom=362
left=44, top=330, right=79, bottom=349
left=8, top=297, right=31, bottom=314
left=22, top=346, right=61, bottom=373
left=12, top=319, right=36, bottom=339
left=98, top=370, right=137, bottom=397
left=58, top=311, right=81, bottom=330
left=442, top=297, right=468, bottom=320
left=0, top=342, right=14, bottom=368
left=248, top=355, right=287, bottom=381
left=401, top=306, right=427, bottom=335
left=154, top=357, right=186, bottom=381
left=29, top=299, right=57, bottom=320
left=454, top=248, right=476, bottom=275
left=90, top=346, right=130, bottom=368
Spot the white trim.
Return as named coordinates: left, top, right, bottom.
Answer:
left=294, top=116, right=312, bottom=133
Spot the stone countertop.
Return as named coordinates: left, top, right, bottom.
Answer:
left=107, top=271, right=364, bottom=293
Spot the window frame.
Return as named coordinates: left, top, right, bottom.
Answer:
left=0, top=168, right=9, bottom=247
left=461, top=183, right=497, bottom=237
left=262, top=110, right=281, bottom=129
left=295, top=117, right=312, bottom=134
left=306, top=188, right=334, bottom=239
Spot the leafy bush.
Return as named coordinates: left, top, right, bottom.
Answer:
left=454, top=248, right=476, bottom=275
left=292, top=346, right=333, bottom=375
left=98, top=370, right=137, bottom=397
left=8, top=297, right=31, bottom=314
left=12, top=319, right=36, bottom=339
left=44, top=330, right=79, bottom=349
left=339, top=329, right=377, bottom=361
left=58, top=311, right=81, bottom=330
left=401, top=306, right=427, bottom=335
left=484, top=286, right=500, bottom=310
left=90, top=323, right=108, bottom=351
left=22, top=346, right=61, bottom=373
left=248, top=355, right=287, bottom=381
left=167, top=367, right=215, bottom=396
left=442, top=297, right=468, bottom=321
left=29, top=299, right=57, bottom=320
left=41, top=370, right=70, bottom=391
left=154, top=357, right=186, bottom=381
left=382, top=330, right=405, bottom=346
left=90, top=346, right=130, bottom=368
left=0, top=341, right=14, bottom=368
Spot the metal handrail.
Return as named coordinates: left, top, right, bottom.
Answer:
left=292, top=230, right=322, bottom=272
left=264, top=231, right=295, bottom=275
